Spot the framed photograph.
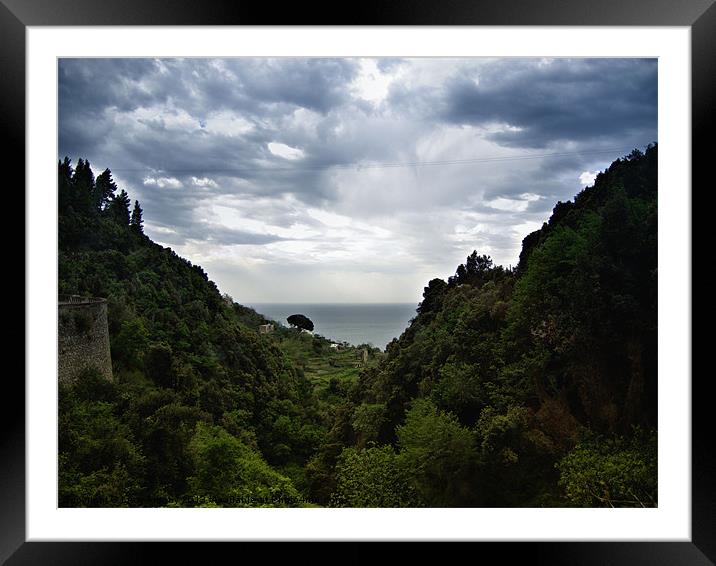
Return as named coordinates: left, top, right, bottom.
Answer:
left=9, top=0, right=709, bottom=563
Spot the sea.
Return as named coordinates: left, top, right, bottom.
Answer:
left=248, top=303, right=418, bottom=350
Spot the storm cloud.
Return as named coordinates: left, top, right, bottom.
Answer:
left=439, top=59, right=657, bottom=148
left=58, top=57, right=657, bottom=303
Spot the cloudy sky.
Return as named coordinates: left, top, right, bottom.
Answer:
left=58, top=58, right=657, bottom=304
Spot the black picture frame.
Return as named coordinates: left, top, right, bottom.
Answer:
left=7, top=1, right=709, bottom=564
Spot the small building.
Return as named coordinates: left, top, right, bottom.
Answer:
left=258, top=323, right=274, bottom=334
left=330, top=343, right=340, bottom=349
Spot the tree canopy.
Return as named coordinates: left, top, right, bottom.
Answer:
left=287, top=314, right=314, bottom=332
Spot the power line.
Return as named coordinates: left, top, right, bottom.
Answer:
left=109, top=145, right=649, bottom=175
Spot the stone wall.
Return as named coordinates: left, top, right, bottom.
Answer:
left=58, top=297, right=113, bottom=384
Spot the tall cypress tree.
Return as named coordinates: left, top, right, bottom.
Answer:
left=71, top=158, right=95, bottom=213
left=130, top=200, right=144, bottom=234
left=95, top=168, right=118, bottom=212
left=58, top=157, right=74, bottom=214
left=107, top=189, right=131, bottom=225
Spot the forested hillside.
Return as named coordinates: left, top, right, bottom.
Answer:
left=58, top=145, right=658, bottom=508
left=58, top=158, right=325, bottom=507
left=309, top=145, right=658, bottom=508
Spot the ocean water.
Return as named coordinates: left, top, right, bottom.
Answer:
left=249, top=303, right=418, bottom=350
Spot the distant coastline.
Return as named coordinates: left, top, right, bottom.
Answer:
left=249, top=303, right=417, bottom=350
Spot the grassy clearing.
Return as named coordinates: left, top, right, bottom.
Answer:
left=269, top=330, right=382, bottom=396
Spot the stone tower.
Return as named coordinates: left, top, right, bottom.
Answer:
left=58, top=295, right=113, bottom=384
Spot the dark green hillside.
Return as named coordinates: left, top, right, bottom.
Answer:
left=58, top=158, right=323, bottom=507
left=319, top=145, right=658, bottom=508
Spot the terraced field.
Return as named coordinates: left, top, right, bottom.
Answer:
left=271, top=331, right=382, bottom=395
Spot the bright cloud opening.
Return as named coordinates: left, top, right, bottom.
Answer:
left=143, top=176, right=182, bottom=188
left=579, top=170, right=599, bottom=186
left=268, top=142, right=305, bottom=160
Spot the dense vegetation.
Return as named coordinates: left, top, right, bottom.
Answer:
left=58, top=145, right=657, bottom=508
left=58, top=158, right=325, bottom=506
